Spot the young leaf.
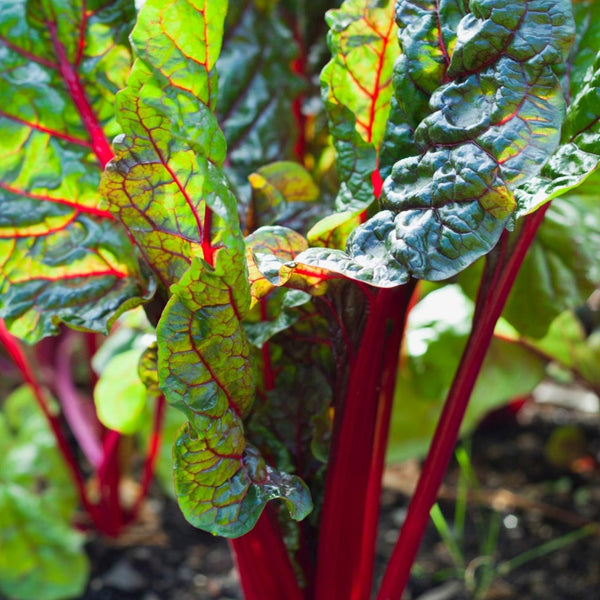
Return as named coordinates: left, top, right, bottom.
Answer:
left=321, top=0, right=398, bottom=211
left=247, top=161, right=321, bottom=233
left=157, top=255, right=312, bottom=537
left=0, top=0, right=151, bottom=342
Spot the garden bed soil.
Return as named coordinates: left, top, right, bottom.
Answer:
left=80, top=397, right=600, bottom=600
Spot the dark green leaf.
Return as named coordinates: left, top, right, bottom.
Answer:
left=298, top=0, right=574, bottom=286
left=378, top=0, right=465, bottom=177
left=217, top=0, right=303, bottom=204
left=501, top=194, right=600, bottom=338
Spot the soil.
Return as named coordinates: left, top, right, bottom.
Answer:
left=79, top=397, right=600, bottom=600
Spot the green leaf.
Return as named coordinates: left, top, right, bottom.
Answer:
left=101, top=0, right=241, bottom=289
left=297, top=0, right=575, bottom=286
left=0, top=387, right=88, bottom=600
left=157, top=255, right=312, bottom=537
left=510, top=2, right=600, bottom=216
left=321, top=0, right=398, bottom=211
left=0, top=0, right=151, bottom=342
left=458, top=185, right=600, bottom=339
left=386, top=286, right=546, bottom=462
left=217, top=1, right=303, bottom=203
left=501, top=193, right=600, bottom=338
left=530, top=310, right=600, bottom=390
left=379, top=0, right=465, bottom=177
left=0, top=485, right=89, bottom=600
left=566, top=0, right=600, bottom=100
left=247, top=161, right=321, bottom=232
left=94, top=348, right=147, bottom=434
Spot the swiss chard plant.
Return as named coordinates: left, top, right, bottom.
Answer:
left=1, top=0, right=600, bottom=599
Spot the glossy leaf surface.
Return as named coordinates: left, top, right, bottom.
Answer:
left=0, top=0, right=150, bottom=342
left=289, top=0, right=576, bottom=287
left=378, top=0, right=464, bottom=177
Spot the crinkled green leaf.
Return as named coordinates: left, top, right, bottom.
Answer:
left=387, top=286, right=546, bottom=462
left=174, top=433, right=312, bottom=537
left=0, top=0, right=151, bottom=342
left=321, top=0, right=398, bottom=212
left=101, top=0, right=241, bottom=289
left=0, top=387, right=88, bottom=600
left=217, top=1, right=303, bottom=204
left=295, top=0, right=574, bottom=287
left=378, top=0, right=465, bottom=177
left=157, top=254, right=311, bottom=537
left=513, top=143, right=599, bottom=216
left=510, top=2, right=600, bottom=216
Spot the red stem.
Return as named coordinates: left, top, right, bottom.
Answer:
left=377, top=206, right=549, bottom=600
left=47, top=19, right=113, bottom=167
left=316, top=284, right=410, bottom=600
left=55, top=332, right=103, bottom=468
left=96, top=429, right=124, bottom=536
left=0, top=320, right=99, bottom=525
left=126, top=394, right=167, bottom=524
left=358, top=280, right=416, bottom=599
left=230, top=508, right=304, bottom=600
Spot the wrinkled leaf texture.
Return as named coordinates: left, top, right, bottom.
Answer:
left=102, top=0, right=311, bottom=537
left=286, top=0, right=585, bottom=288
left=0, top=0, right=152, bottom=343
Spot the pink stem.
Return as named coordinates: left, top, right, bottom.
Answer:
left=0, top=320, right=99, bottom=525
left=55, top=332, right=103, bottom=468
left=377, top=206, right=549, bottom=599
